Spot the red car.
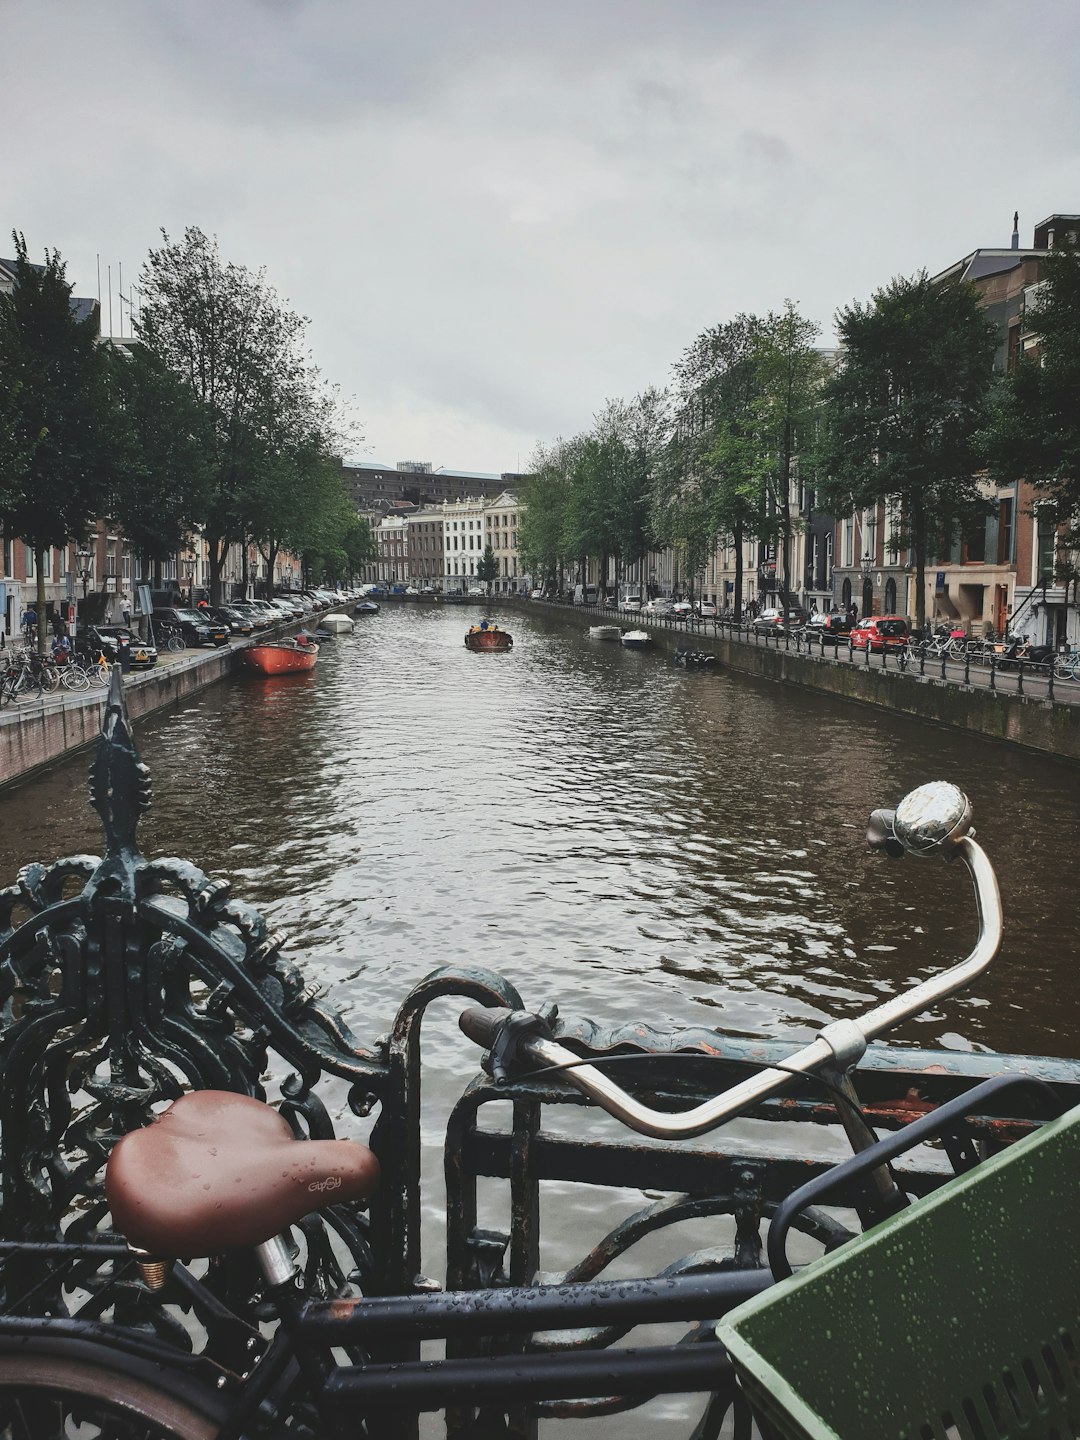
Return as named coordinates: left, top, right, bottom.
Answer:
left=849, top=615, right=910, bottom=653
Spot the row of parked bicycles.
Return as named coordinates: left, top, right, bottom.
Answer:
left=0, top=644, right=111, bottom=702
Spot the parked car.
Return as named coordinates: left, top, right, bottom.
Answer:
left=696, top=602, right=718, bottom=618
left=849, top=614, right=911, bottom=653
left=645, top=598, right=674, bottom=615
left=805, top=611, right=854, bottom=645
left=205, top=605, right=254, bottom=637
left=751, top=607, right=809, bottom=634
left=86, top=625, right=158, bottom=669
left=671, top=601, right=694, bottom=617
left=228, top=603, right=272, bottom=630
left=152, top=607, right=229, bottom=648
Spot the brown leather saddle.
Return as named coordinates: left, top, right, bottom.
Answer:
left=106, top=1090, right=380, bottom=1257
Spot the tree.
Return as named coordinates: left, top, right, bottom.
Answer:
left=476, top=541, right=499, bottom=591
left=137, top=227, right=342, bottom=603
left=984, top=241, right=1080, bottom=534
left=672, top=315, right=767, bottom=618
left=0, top=234, right=113, bottom=650
left=519, top=438, right=575, bottom=592
left=816, top=271, right=997, bottom=628
left=105, top=345, right=214, bottom=577
left=750, top=303, right=829, bottom=604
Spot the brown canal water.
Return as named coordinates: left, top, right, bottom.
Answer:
left=1, top=602, right=1078, bottom=1434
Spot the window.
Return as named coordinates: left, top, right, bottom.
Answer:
left=24, top=544, right=35, bottom=579
left=998, top=498, right=1014, bottom=564
left=843, top=520, right=854, bottom=569
left=1036, top=507, right=1056, bottom=584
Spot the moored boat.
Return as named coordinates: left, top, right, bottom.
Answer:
left=465, top=625, right=513, bottom=652
left=320, top=612, right=354, bottom=633
left=620, top=630, right=651, bottom=649
left=241, top=639, right=319, bottom=675
left=588, top=625, right=621, bottom=641
left=354, top=601, right=380, bottom=616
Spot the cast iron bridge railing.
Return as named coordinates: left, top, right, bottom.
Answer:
left=1, top=667, right=1079, bottom=1438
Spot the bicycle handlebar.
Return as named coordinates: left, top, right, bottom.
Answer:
left=460, top=782, right=1002, bottom=1141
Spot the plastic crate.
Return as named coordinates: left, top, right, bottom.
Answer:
left=716, top=1104, right=1080, bottom=1439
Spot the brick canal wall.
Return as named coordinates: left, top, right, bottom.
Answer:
left=511, top=601, right=1080, bottom=765
left=0, top=644, right=243, bottom=791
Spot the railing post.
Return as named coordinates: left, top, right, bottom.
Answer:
left=964, top=651, right=970, bottom=685
left=1017, top=660, right=1025, bottom=696
left=989, top=655, right=997, bottom=691
left=919, top=646, right=926, bottom=676
left=1048, top=664, right=1055, bottom=703
left=940, top=652, right=947, bottom=681
left=864, top=642, right=870, bottom=667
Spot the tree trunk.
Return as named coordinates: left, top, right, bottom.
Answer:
left=913, top=499, right=927, bottom=632
left=734, top=520, right=744, bottom=620
left=208, top=536, right=227, bottom=607
left=35, top=548, right=47, bottom=655
left=265, top=543, right=279, bottom=598
left=241, top=539, right=249, bottom=598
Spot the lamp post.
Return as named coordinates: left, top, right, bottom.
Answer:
left=76, top=548, right=93, bottom=599
left=182, top=557, right=196, bottom=604
left=861, top=550, right=873, bottom=618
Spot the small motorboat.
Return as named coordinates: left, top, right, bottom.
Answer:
left=589, top=625, right=621, bottom=641
left=354, top=601, right=380, bottom=616
left=320, top=612, right=355, bottom=633
left=241, top=639, right=319, bottom=675
left=465, top=624, right=513, bottom=653
left=621, top=630, right=651, bottom=650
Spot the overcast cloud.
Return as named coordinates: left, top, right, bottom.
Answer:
left=4, top=0, right=1079, bottom=472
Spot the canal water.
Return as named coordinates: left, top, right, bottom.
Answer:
left=2, top=602, right=1078, bottom=1434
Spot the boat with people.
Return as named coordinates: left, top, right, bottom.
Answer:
left=241, top=636, right=319, bottom=675
left=465, top=622, right=513, bottom=652
left=620, top=629, right=651, bottom=649
left=588, top=625, right=621, bottom=641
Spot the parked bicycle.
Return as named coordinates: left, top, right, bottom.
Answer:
left=0, top=779, right=1039, bottom=1439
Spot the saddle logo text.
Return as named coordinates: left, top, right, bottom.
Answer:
left=308, top=1176, right=343, bottom=1194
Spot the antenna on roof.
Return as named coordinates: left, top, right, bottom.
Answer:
left=1011, top=211, right=1020, bottom=250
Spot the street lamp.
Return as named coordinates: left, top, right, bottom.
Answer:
left=76, top=547, right=93, bottom=599
left=182, top=556, right=196, bottom=603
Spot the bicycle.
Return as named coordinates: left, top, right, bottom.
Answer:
left=156, top=622, right=186, bottom=652
left=0, top=780, right=1030, bottom=1438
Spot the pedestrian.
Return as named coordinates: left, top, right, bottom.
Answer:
left=21, top=605, right=37, bottom=643
left=121, top=594, right=131, bottom=626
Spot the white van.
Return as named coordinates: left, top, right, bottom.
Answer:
left=573, top=585, right=599, bottom=605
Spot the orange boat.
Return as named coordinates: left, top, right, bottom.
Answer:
left=464, top=625, right=513, bottom=653
left=242, top=640, right=319, bottom=675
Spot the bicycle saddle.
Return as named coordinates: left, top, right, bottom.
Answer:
left=106, top=1090, right=380, bottom=1257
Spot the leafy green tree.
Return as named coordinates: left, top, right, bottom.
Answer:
left=672, top=314, right=766, bottom=617
left=984, top=241, right=1080, bottom=535
left=750, top=303, right=829, bottom=603
left=137, top=226, right=346, bottom=603
left=817, top=271, right=997, bottom=628
left=0, top=234, right=113, bottom=649
left=476, top=541, right=499, bottom=590
left=519, top=438, right=575, bottom=591
left=105, top=345, right=214, bottom=577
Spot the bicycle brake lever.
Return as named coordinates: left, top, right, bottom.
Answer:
left=459, top=1007, right=554, bottom=1084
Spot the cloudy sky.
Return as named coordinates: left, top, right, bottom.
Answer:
left=4, top=0, right=1079, bottom=473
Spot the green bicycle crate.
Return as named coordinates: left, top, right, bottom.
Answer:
left=716, top=1103, right=1080, bottom=1440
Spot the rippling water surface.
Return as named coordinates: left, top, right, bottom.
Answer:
left=6, top=602, right=1078, bottom=1055
left=2, top=603, right=1078, bottom=1433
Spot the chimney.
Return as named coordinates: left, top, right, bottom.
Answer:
left=1011, top=211, right=1019, bottom=250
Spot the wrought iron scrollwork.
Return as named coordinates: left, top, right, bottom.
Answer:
left=0, top=667, right=519, bottom=1386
